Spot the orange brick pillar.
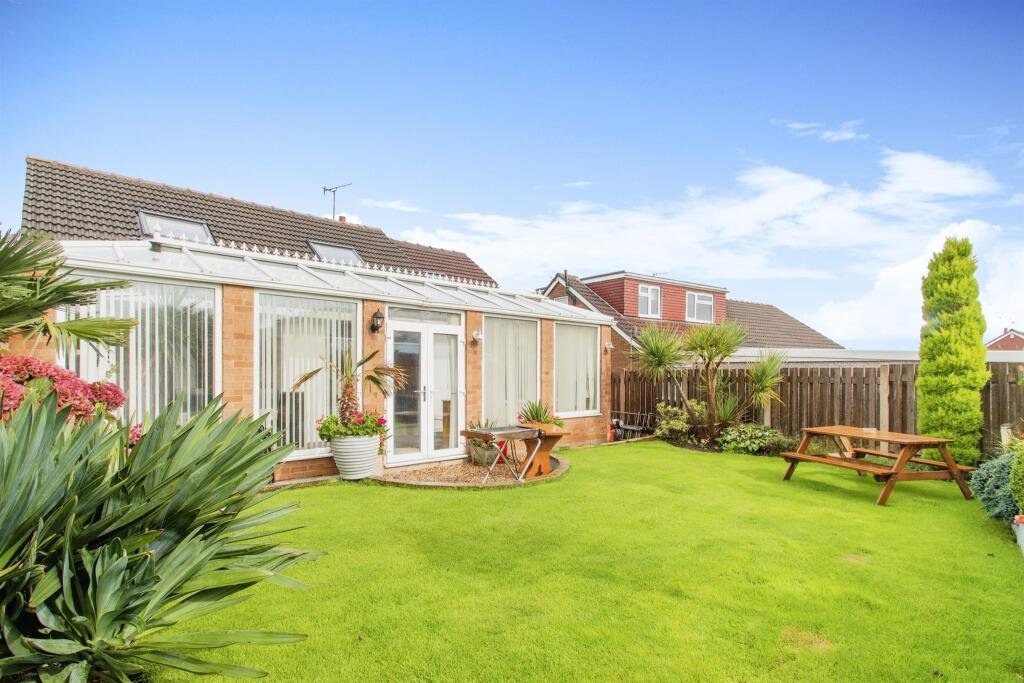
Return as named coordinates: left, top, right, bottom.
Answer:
left=221, top=285, right=254, bottom=415
left=361, top=300, right=387, bottom=416
left=540, top=319, right=554, bottom=408
left=465, top=311, right=483, bottom=425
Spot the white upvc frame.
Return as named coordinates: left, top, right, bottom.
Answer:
left=480, top=314, right=542, bottom=425
left=252, top=289, right=362, bottom=462
left=552, top=322, right=602, bottom=419
left=638, top=284, right=661, bottom=319
left=384, top=308, right=466, bottom=468
left=685, top=291, right=715, bottom=324
left=58, top=269, right=224, bottom=412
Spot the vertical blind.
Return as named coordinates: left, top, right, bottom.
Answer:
left=258, top=293, right=356, bottom=451
left=554, top=323, right=599, bottom=414
left=62, top=280, right=217, bottom=421
left=483, top=317, right=538, bottom=424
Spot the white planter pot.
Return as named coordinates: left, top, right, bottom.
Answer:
left=1015, top=523, right=1024, bottom=558
left=330, top=435, right=380, bottom=480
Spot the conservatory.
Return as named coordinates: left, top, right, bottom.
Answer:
left=56, top=236, right=613, bottom=480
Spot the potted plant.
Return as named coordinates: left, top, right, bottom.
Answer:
left=294, top=349, right=406, bottom=479
left=1015, top=515, right=1024, bottom=557
left=518, top=400, right=567, bottom=434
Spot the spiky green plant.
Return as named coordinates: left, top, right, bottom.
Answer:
left=917, top=237, right=989, bottom=465
left=293, top=349, right=407, bottom=423
left=632, top=323, right=785, bottom=445
left=518, top=400, right=564, bottom=428
left=0, top=230, right=135, bottom=352
left=0, top=393, right=311, bottom=681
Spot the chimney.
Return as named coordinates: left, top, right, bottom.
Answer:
left=337, top=215, right=347, bottom=223
left=1005, top=327, right=1010, bottom=334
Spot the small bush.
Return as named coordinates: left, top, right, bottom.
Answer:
left=970, top=452, right=1021, bottom=526
left=716, top=423, right=796, bottom=455
left=654, top=401, right=705, bottom=446
left=1008, top=439, right=1024, bottom=514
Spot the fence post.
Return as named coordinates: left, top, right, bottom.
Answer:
left=617, top=370, right=625, bottom=416
left=878, top=364, right=890, bottom=432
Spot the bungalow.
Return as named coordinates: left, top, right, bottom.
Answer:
left=986, top=328, right=1024, bottom=351
left=540, top=271, right=842, bottom=372
left=19, top=157, right=614, bottom=481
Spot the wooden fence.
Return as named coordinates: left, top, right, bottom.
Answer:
left=612, top=362, right=1024, bottom=453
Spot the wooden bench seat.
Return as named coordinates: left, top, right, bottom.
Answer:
left=782, top=451, right=894, bottom=477
left=850, top=447, right=977, bottom=472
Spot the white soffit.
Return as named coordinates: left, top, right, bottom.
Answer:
left=59, top=236, right=611, bottom=325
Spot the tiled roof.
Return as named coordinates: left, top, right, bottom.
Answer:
left=724, top=300, right=842, bottom=349
left=21, top=157, right=496, bottom=285
left=546, top=272, right=842, bottom=349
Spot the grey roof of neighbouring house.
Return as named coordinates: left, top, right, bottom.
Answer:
left=544, top=272, right=843, bottom=349
left=21, top=157, right=496, bottom=285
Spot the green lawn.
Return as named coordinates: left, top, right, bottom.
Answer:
left=161, top=441, right=1024, bottom=681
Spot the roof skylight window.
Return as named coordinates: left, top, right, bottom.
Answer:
left=139, top=211, right=213, bottom=241
left=309, top=241, right=365, bottom=265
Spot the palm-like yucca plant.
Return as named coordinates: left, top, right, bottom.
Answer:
left=0, top=393, right=311, bottom=681
left=631, top=322, right=786, bottom=445
left=292, top=349, right=406, bottom=422
left=0, top=231, right=136, bottom=352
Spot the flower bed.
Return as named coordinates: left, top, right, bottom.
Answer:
left=0, top=353, right=124, bottom=420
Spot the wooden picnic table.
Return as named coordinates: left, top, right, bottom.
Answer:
left=781, top=425, right=975, bottom=506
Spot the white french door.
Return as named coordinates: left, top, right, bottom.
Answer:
left=386, top=315, right=465, bottom=466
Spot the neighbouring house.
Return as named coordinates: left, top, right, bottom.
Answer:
left=18, top=157, right=614, bottom=480
left=540, top=271, right=842, bottom=372
left=986, top=327, right=1024, bottom=351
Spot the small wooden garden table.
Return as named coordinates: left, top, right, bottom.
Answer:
left=781, top=425, right=975, bottom=506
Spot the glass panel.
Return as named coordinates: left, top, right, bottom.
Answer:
left=554, top=324, right=599, bottom=414
left=484, top=317, right=538, bottom=424
left=62, top=280, right=216, bottom=421
left=389, top=307, right=461, bottom=325
left=433, top=333, right=458, bottom=450
left=258, top=294, right=356, bottom=450
left=309, top=242, right=364, bottom=264
left=139, top=211, right=212, bottom=241
left=393, top=330, right=422, bottom=455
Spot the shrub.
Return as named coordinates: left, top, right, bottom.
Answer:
left=0, top=392, right=310, bottom=681
left=0, top=353, right=125, bottom=420
left=970, top=452, right=1020, bottom=526
left=716, top=423, right=796, bottom=456
left=654, top=401, right=705, bottom=446
left=519, top=400, right=564, bottom=427
left=1008, top=439, right=1024, bottom=514
left=916, top=237, right=989, bottom=465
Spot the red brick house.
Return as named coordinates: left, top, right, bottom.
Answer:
left=18, top=157, right=614, bottom=480
left=540, top=271, right=841, bottom=371
left=986, top=328, right=1024, bottom=351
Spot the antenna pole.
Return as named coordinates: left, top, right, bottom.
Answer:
left=322, top=183, right=352, bottom=220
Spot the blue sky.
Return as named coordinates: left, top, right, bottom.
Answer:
left=1, top=1, right=1021, bottom=348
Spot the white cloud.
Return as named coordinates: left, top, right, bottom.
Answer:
left=562, top=180, right=594, bottom=188
left=360, top=198, right=424, bottom=213
left=777, top=119, right=869, bottom=142
left=878, top=150, right=1000, bottom=197
left=806, top=220, right=1000, bottom=345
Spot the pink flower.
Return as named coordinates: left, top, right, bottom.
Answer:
left=1014, top=515, right=1024, bottom=527
left=90, top=381, right=126, bottom=410
left=0, top=354, right=127, bottom=423
left=377, top=417, right=387, bottom=426
left=355, top=415, right=365, bottom=425
left=0, top=373, right=27, bottom=420
left=129, top=423, right=143, bottom=446
left=314, top=415, right=324, bottom=430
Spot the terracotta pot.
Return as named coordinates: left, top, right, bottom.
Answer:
left=330, top=435, right=379, bottom=480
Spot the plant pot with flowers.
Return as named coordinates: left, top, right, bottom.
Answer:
left=1014, top=515, right=1024, bottom=557
left=294, top=349, right=407, bottom=480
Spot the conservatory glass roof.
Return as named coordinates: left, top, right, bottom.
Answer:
left=58, top=237, right=611, bottom=324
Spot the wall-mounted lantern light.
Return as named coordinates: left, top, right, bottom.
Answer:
left=603, top=341, right=615, bottom=352
left=370, top=309, right=385, bottom=333
left=472, top=329, right=484, bottom=344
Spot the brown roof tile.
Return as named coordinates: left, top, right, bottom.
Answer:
left=21, top=157, right=495, bottom=284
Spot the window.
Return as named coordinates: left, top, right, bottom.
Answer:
left=61, top=279, right=217, bottom=421
left=257, top=293, right=357, bottom=452
left=484, top=317, right=539, bottom=424
left=554, top=323, right=599, bottom=416
left=638, top=284, right=661, bottom=318
left=686, top=291, right=714, bottom=323
left=309, top=241, right=365, bottom=265
left=139, top=211, right=213, bottom=242
left=389, top=307, right=461, bottom=325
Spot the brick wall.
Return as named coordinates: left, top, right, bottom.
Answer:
left=987, top=331, right=1024, bottom=351
left=361, top=300, right=387, bottom=416
left=5, top=333, right=58, bottom=363
left=465, top=311, right=483, bottom=424
left=221, top=285, right=254, bottom=415
left=587, top=279, right=625, bottom=312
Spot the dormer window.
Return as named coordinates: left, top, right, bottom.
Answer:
left=139, top=211, right=212, bottom=241
left=309, top=241, right=364, bottom=265
left=686, top=291, right=714, bottom=323
left=638, top=284, right=661, bottom=318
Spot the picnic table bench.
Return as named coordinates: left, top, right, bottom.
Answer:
left=782, top=425, right=975, bottom=506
